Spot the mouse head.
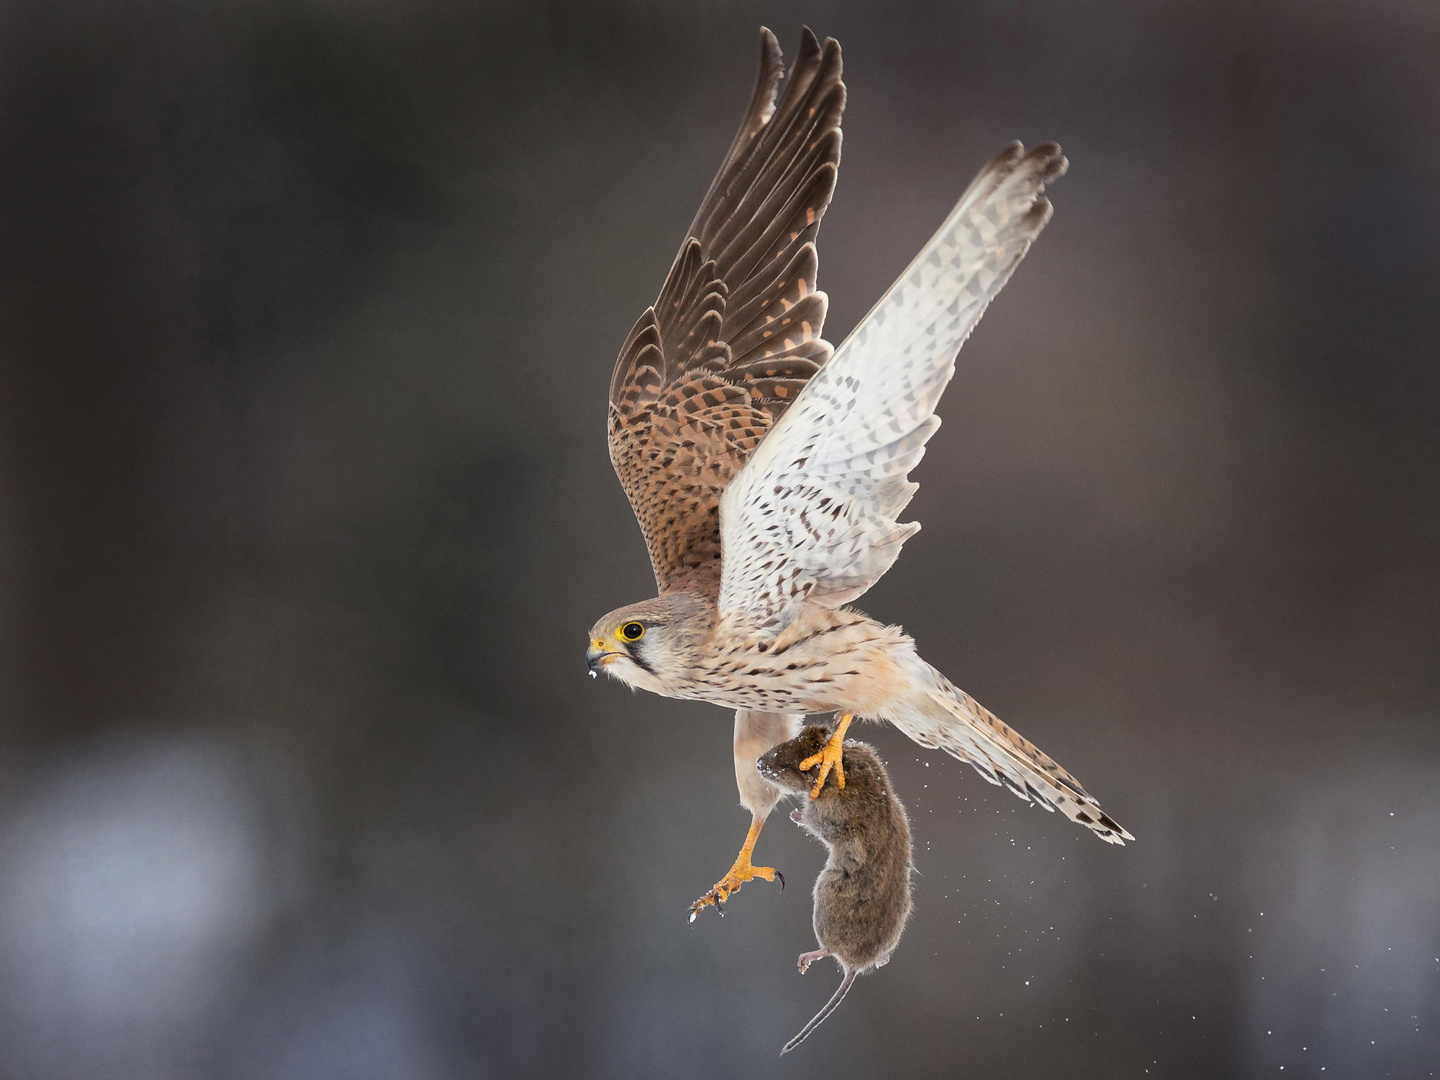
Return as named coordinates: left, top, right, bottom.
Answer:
left=757, top=725, right=840, bottom=795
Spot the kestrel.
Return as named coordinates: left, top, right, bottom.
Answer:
left=587, top=27, right=1131, bottom=920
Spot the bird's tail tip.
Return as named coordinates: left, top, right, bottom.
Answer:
left=908, top=669, right=1134, bottom=846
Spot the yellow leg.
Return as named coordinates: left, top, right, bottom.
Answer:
left=689, top=815, right=783, bottom=921
left=799, top=713, right=853, bottom=799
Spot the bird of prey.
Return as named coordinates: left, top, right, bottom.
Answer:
left=587, top=27, right=1131, bottom=920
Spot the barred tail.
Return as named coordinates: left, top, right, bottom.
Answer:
left=781, top=969, right=858, bottom=1055
left=898, top=661, right=1133, bottom=845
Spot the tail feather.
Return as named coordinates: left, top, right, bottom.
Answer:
left=781, top=969, right=858, bottom=1055
left=897, top=663, right=1134, bottom=845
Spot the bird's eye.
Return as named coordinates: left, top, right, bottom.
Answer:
left=620, top=622, right=645, bottom=642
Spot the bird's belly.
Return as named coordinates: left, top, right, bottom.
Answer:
left=676, top=681, right=824, bottom=714
left=686, top=685, right=888, bottom=716
left=679, top=652, right=910, bottom=716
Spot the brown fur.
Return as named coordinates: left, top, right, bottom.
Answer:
left=757, top=726, right=914, bottom=1053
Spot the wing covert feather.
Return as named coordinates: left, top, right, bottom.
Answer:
left=718, top=142, right=1067, bottom=627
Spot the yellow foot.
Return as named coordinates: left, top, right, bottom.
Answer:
left=688, top=857, right=782, bottom=921
left=689, top=817, right=784, bottom=921
left=799, top=713, right=853, bottom=798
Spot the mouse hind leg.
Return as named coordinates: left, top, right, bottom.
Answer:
left=798, top=948, right=831, bottom=974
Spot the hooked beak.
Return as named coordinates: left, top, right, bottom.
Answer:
left=586, top=641, right=622, bottom=677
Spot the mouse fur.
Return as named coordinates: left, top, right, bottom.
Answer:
left=757, top=723, right=914, bottom=1054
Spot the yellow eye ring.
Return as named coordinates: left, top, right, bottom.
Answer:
left=619, top=621, right=645, bottom=642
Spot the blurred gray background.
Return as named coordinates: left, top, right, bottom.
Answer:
left=1, top=1, right=1437, bottom=1077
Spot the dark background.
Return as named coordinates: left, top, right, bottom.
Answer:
left=1, top=1, right=1437, bottom=1077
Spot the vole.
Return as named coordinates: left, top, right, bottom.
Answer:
left=756, top=723, right=914, bottom=1054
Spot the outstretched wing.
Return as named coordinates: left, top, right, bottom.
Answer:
left=608, top=28, right=844, bottom=593
left=718, top=142, right=1067, bottom=628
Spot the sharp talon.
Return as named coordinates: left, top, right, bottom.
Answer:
left=689, top=911, right=697, bottom=923
left=800, top=719, right=850, bottom=798
left=775, top=869, right=785, bottom=892
left=691, top=816, right=785, bottom=917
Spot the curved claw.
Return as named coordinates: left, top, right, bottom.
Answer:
left=798, top=715, right=852, bottom=799
left=688, top=860, right=783, bottom=921
left=802, top=752, right=843, bottom=798
left=688, top=813, right=787, bottom=920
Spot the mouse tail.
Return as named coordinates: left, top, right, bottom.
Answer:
left=780, top=969, right=857, bottom=1055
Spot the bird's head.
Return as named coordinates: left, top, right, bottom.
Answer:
left=586, top=593, right=711, bottom=693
